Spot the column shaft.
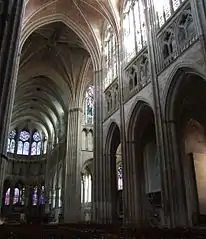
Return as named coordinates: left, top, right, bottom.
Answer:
left=93, top=69, right=111, bottom=223
left=0, top=0, right=24, bottom=209
left=64, top=108, right=81, bottom=222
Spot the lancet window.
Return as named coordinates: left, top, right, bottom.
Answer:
left=81, top=170, right=92, bottom=204
left=154, top=0, right=186, bottom=28
left=103, top=25, right=117, bottom=89
left=17, top=130, right=30, bottom=155
left=117, top=163, right=123, bottom=191
left=4, top=185, right=25, bottom=206
left=123, top=0, right=147, bottom=63
left=31, top=131, right=42, bottom=155
left=84, top=85, right=94, bottom=124
left=7, top=130, right=16, bottom=153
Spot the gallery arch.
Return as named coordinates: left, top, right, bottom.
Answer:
left=127, top=102, right=161, bottom=226
left=105, top=123, right=123, bottom=222
left=165, top=69, right=206, bottom=226
left=81, top=164, right=92, bottom=221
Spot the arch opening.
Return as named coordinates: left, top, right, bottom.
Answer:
left=165, top=70, right=206, bottom=225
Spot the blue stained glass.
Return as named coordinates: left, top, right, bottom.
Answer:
left=23, top=142, right=30, bottom=155
left=85, top=85, right=94, bottom=124
left=17, top=141, right=23, bottom=154
left=37, top=142, right=41, bottom=155
left=31, top=142, right=37, bottom=155
left=19, top=131, right=30, bottom=141
left=10, top=139, right=15, bottom=154
left=9, top=130, right=16, bottom=138
left=33, top=132, right=41, bottom=141
left=13, top=188, right=20, bottom=204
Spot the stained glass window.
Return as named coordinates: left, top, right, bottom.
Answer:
left=117, top=163, right=123, bottom=190
left=32, top=186, right=38, bottom=205
left=7, top=139, right=10, bottom=152
left=31, top=142, right=37, bottom=155
left=31, top=131, right=42, bottom=155
left=104, top=25, right=117, bottom=89
left=85, top=85, right=94, bottom=124
left=37, top=142, right=41, bottom=155
left=83, top=173, right=92, bottom=203
left=13, top=188, right=20, bottom=204
left=7, top=130, right=16, bottom=153
left=23, top=141, right=30, bottom=155
left=17, top=130, right=30, bottom=155
left=17, top=141, right=23, bottom=154
left=5, top=188, right=10, bottom=205
left=33, top=132, right=41, bottom=141
left=153, top=0, right=186, bottom=28
left=123, top=0, right=147, bottom=63
left=20, top=131, right=30, bottom=141
left=58, top=188, right=62, bottom=207
left=20, top=187, right=25, bottom=205
left=39, top=186, right=45, bottom=205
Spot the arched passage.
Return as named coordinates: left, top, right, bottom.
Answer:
left=127, top=102, right=161, bottom=226
left=105, top=123, right=122, bottom=222
left=165, top=69, right=206, bottom=226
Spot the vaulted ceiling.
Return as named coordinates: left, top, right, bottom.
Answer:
left=10, top=0, right=123, bottom=143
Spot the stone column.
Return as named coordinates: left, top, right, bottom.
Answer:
left=63, top=107, right=82, bottom=222
left=44, top=154, right=50, bottom=214
left=0, top=0, right=24, bottom=204
left=92, top=69, right=110, bottom=223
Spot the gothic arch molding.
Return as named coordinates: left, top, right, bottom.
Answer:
left=163, top=67, right=206, bottom=226
left=127, top=100, right=155, bottom=141
left=126, top=98, right=154, bottom=136
left=162, top=64, right=206, bottom=120
left=105, top=122, right=121, bottom=155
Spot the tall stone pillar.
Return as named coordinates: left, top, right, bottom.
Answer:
left=0, top=0, right=24, bottom=209
left=63, top=108, right=82, bottom=222
left=93, top=69, right=109, bottom=223
left=0, top=0, right=24, bottom=154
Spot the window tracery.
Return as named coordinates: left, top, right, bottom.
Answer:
left=123, top=0, right=147, bottom=63
left=103, top=25, right=117, bottom=89
left=4, top=185, right=25, bottom=206
left=84, top=85, right=94, bottom=124
left=17, top=130, right=30, bottom=155
left=7, top=129, right=47, bottom=156
left=154, top=0, right=186, bottom=28
left=31, top=131, right=42, bottom=155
